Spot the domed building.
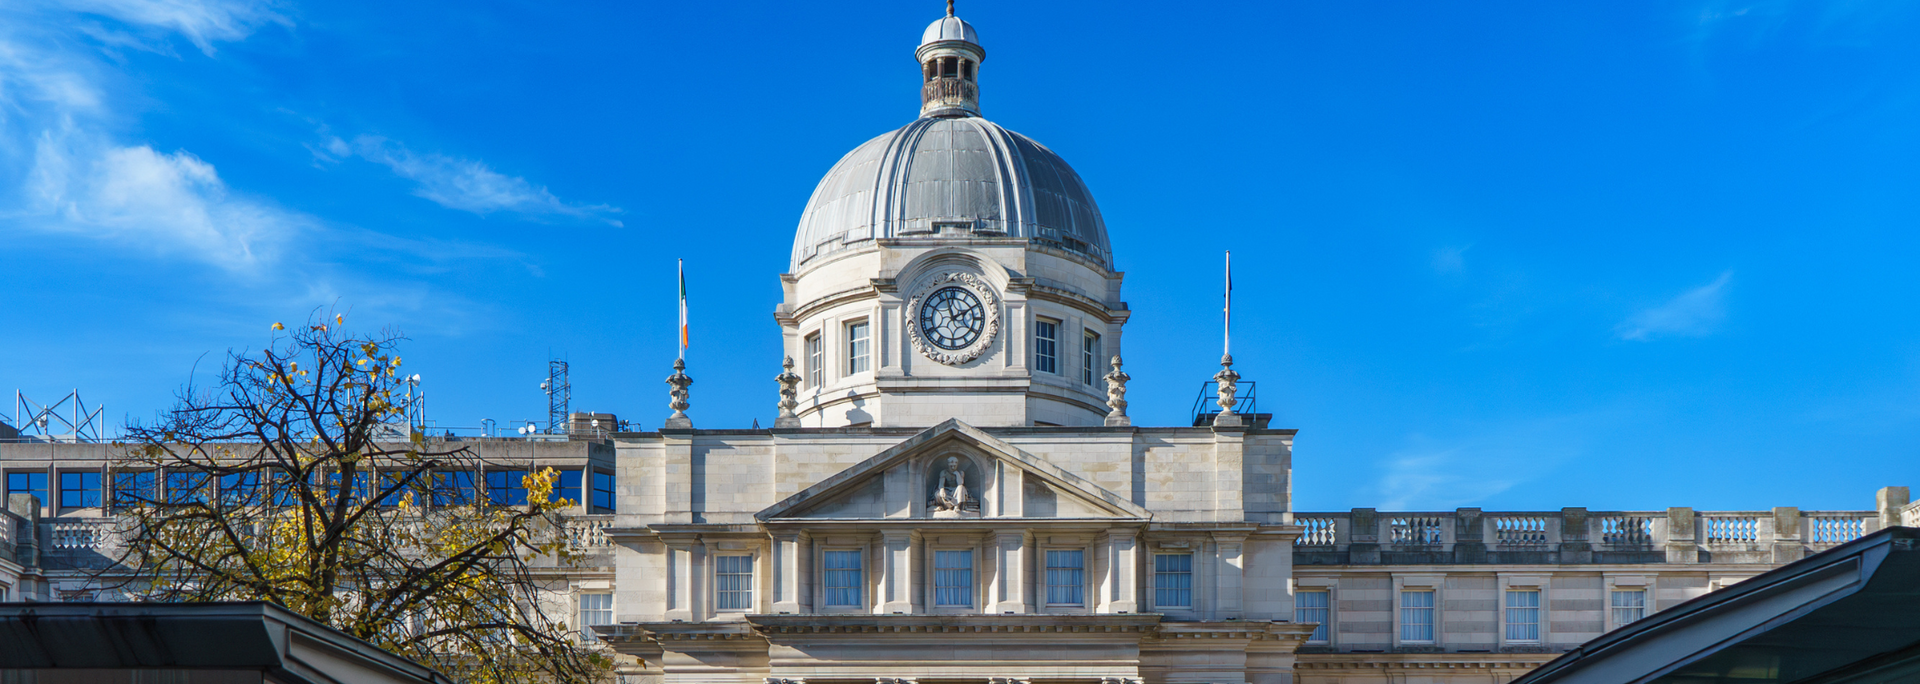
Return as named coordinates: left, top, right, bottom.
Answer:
left=780, top=10, right=1120, bottom=430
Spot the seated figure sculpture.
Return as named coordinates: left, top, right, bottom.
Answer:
left=930, top=456, right=976, bottom=518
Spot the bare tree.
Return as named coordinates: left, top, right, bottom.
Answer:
left=104, top=313, right=612, bottom=684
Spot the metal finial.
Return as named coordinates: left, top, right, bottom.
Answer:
left=947, top=0, right=954, bottom=16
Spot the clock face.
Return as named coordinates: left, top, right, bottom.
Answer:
left=917, top=286, right=986, bottom=350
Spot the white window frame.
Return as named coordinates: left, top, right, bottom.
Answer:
left=1294, top=578, right=1338, bottom=645
left=1295, top=587, right=1332, bottom=643
left=1081, top=329, right=1101, bottom=385
left=930, top=547, right=975, bottom=609
left=1505, top=588, right=1542, bottom=643
left=1034, top=319, right=1059, bottom=374
left=845, top=320, right=870, bottom=376
left=1392, top=575, right=1442, bottom=646
left=1498, top=575, right=1550, bottom=647
left=1152, top=552, right=1194, bottom=609
left=804, top=331, right=823, bottom=388
left=1043, top=547, right=1086, bottom=608
left=819, top=548, right=865, bottom=611
left=577, top=592, right=612, bottom=643
left=1605, top=574, right=1652, bottom=631
left=713, top=554, right=755, bottom=612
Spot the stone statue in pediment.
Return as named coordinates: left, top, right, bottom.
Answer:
left=930, top=456, right=978, bottom=518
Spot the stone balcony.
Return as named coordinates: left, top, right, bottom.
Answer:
left=1291, top=506, right=1883, bottom=566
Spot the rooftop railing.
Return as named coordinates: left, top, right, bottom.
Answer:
left=1292, top=506, right=1885, bottom=565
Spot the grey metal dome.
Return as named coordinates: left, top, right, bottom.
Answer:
left=791, top=116, right=1112, bottom=270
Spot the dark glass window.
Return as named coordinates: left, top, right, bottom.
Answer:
left=487, top=470, right=528, bottom=506
left=166, top=471, right=210, bottom=505
left=592, top=471, right=616, bottom=512
left=58, top=472, right=100, bottom=508
left=6, top=472, right=47, bottom=509
left=554, top=469, right=582, bottom=504
left=113, top=471, right=155, bottom=506
left=961, top=59, right=973, bottom=81
left=376, top=471, right=411, bottom=507
left=431, top=471, right=477, bottom=506
left=219, top=471, right=261, bottom=507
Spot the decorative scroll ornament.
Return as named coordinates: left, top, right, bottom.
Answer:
left=905, top=272, right=1000, bottom=366
left=774, top=356, right=801, bottom=428
left=665, top=358, right=693, bottom=429
left=1104, top=355, right=1131, bottom=427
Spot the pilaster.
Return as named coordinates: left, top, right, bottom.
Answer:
left=1213, top=532, right=1247, bottom=619
left=770, top=531, right=811, bottom=614
left=879, top=529, right=921, bottom=614
left=1212, top=427, right=1245, bottom=522
left=990, top=529, right=1033, bottom=613
left=663, top=534, right=704, bottom=621
left=1098, top=528, right=1139, bottom=613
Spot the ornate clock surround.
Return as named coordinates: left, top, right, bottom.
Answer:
left=905, top=272, right=1001, bottom=366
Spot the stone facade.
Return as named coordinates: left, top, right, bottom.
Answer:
left=3, top=7, right=1916, bottom=684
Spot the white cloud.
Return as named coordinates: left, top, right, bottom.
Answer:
left=0, top=0, right=310, bottom=272
left=322, top=135, right=623, bottom=226
left=1615, top=271, right=1733, bottom=341
left=1374, top=448, right=1517, bottom=510
left=23, top=133, right=301, bottom=269
left=58, top=0, right=289, bottom=56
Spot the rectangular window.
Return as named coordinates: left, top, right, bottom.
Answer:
left=823, top=550, right=863, bottom=607
left=6, top=472, right=47, bottom=509
left=432, top=471, right=477, bottom=506
left=219, top=471, right=261, bottom=508
left=1400, top=590, right=1435, bottom=642
left=554, top=468, right=583, bottom=505
left=578, top=593, right=612, bottom=642
left=375, top=471, right=410, bottom=507
left=270, top=470, right=302, bottom=507
left=1153, top=553, right=1193, bottom=608
left=487, top=470, right=528, bottom=506
left=1297, top=590, right=1331, bottom=642
left=113, top=471, right=155, bottom=507
left=165, top=471, right=209, bottom=505
left=805, top=332, right=823, bottom=387
left=846, top=321, right=870, bottom=375
left=323, top=470, right=366, bottom=505
left=592, top=470, right=616, bottom=512
left=715, top=555, right=754, bottom=611
left=1082, top=330, right=1101, bottom=385
left=1045, top=549, right=1085, bottom=606
left=1035, top=320, right=1058, bottom=374
left=1506, top=589, right=1541, bottom=642
left=1611, top=589, right=1647, bottom=626
left=59, top=472, right=101, bottom=508
left=934, top=550, right=973, bottom=607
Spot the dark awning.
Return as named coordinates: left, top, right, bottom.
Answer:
left=1513, top=527, right=1920, bottom=684
left=0, top=601, right=455, bottom=684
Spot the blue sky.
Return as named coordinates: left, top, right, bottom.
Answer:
left=3, top=1, right=1917, bottom=512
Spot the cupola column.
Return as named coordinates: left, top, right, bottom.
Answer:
left=917, top=4, right=985, bottom=117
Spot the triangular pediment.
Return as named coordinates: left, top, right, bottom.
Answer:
left=756, top=419, right=1150, bottom=521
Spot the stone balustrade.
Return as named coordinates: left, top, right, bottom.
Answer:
left=1293, top=506, right=1882, bottom=565
left=1904, top=500, right=1920, bottom=528
left=565, top=514, right=614, bottom=551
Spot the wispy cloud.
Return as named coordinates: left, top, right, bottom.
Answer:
left=1615, top=271, right=1732, bottom=341
left=318, top=135, right=623, bottom=226
left=60, top=0, right=289, bottom=56
left=1374, top=448, right=1518, bottom=510
left=1431, top=244, right=1470, bottom=274
left=0, top=1, right=308, bottom=273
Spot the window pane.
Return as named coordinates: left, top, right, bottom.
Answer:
left=824, top=550, right=862, bottom=606
left=847, top=322, right=870, bottom=374
left=934, top=550, right=973, bottom=607
left=554, top=469, right=583, bottom=504
left=1082, top=331, right=1101, bottom=385
left=432, top=471, right=476, bottom=506
left=1506, top=590, right=1541, bottom=642
left=1611, top=589, right=1647, bottom=626
left=1400, top=590, right=1434, bottom=642
left=1045, top=549, right=1084, bottom=605
left=1153, top=553, right=1192, bottom=608
left=218, top=471, right=261, bottom=508
left=579, top=593, right=613, bottom=642
left=59, top=472, right=101, bottom=508
left=716, top=555, right=753, bottom=611
left=805, top=333, right=823, bottom=388
left=166, top=471, right=209, bottom=504
left=113, top=471, right=155, bottom=506
left=592, top=471, right=616, bottom=512
left=1297, top=590, right=1330, bottom=642
left=7, top=472, right=47, bottom=509
left=487, top=470, right=527, bottom=506
left=1035, top=321, right=1057, bottom=374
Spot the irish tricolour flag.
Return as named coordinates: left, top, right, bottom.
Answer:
left=678, top=259, right=689, bottom=358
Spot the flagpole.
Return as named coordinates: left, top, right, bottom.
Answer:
left=1224, top=250, right=1232, bottom=357
left=678, top=259, right=688, bottom=361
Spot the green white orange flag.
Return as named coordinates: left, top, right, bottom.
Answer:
left=678, top=259, right=688, bottom=359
